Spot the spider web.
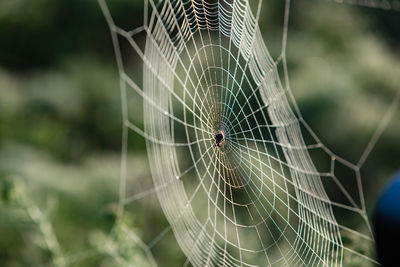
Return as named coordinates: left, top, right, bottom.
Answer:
left=97, top=0, right=400, bottom=266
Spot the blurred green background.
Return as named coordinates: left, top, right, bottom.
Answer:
left=0, top=0, right=399, bottom=266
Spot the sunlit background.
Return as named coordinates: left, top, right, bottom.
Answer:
left=0, top=0, right=399, bottom=266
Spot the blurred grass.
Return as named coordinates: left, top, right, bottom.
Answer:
left=0, top=0, right=399, bottom=266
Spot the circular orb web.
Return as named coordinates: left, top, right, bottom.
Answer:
left=142, top=1, right=341, bottom=266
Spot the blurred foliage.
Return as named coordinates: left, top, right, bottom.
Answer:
left=0, top=0, right=144, bottom=70
left=0, top=0, right=399, bottom=266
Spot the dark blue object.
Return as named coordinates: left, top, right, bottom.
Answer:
left=374, top=171, right=400, bottom=267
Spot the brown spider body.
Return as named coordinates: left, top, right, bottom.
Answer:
left=214, top=131, right=225, bottom=148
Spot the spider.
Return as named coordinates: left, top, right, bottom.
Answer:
left=214, top=130, right=225, bottom=148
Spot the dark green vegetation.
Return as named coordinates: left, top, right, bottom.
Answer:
left=0, top=0, right=399, bottom=266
